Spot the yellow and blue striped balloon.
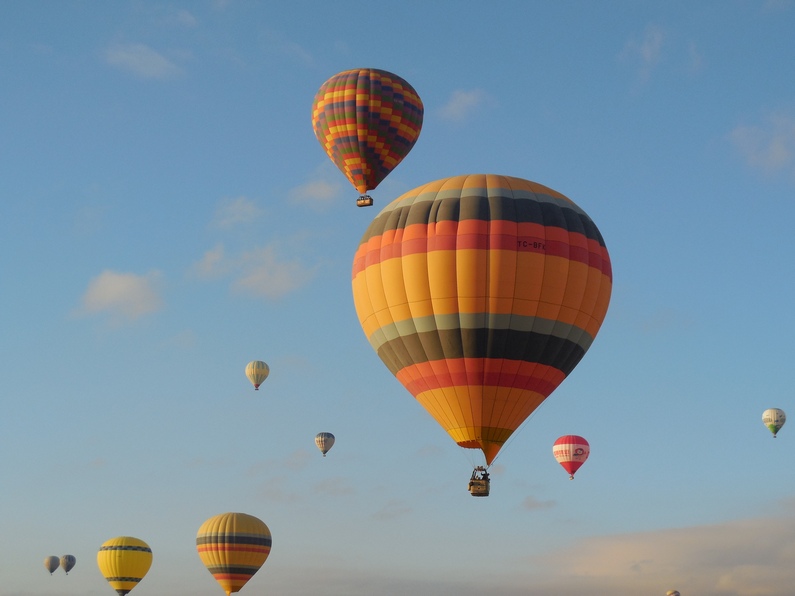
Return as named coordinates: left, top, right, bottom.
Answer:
left=197, top=512, right=272, bottom=596
left=96, top=536, right=152, bottom=595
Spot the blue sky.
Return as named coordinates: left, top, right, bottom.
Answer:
left=2, top=1, right=795, bottom=595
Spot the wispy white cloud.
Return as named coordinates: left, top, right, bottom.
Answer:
left=175, top=9, right=197, bottom=27
left=249, top=450, right=312, bottom=477
left=521, top=495, right=556, bottom=510
left=289, top=179, right=343, bottom=210
left=261, top=29, right=314, bottom=65
left=163, top=329, right=198, bottom=350
left=371, top=499, right=412, bottom=520
left=77, top=270, right=163, bottom=322
left=212, top=196, right=264, bottom=229
left=313, top=477, right=355, bottom=497
left=639, top=307, right=695, bottom=334
left=687, top=41, right=706, bottom=74
left=104, top=43, right=181, bottom=79
left=233, top=245, right=315, bottom=299
left=730, top=112, right=795, bottom=179
left=192, top=242, right=315, bottom=300
left=763, top=0, right=794, bottom=12
left=439, top=89, right=488, bottom=122
left=527, top=513, right=795, bottom=595
left=192, top=243, right=227, bottom=279
left=257, top=474, right=304, bottom=503
left=621, top=25, right=665, bottom=82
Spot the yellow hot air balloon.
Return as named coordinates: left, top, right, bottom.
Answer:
left=352, top=174, right=612, bottom=490
left=44, top=555, right=60, bottom=575
left=197, top=512, right=272, bottom=595
left=245, top=360, right=270, bottom=390
left=96, top=536, right=152, bottom=596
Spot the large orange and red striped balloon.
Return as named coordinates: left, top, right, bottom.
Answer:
left=351, top=174, right=612, bottom=465
left=196, top=512, right=272, bottom=596
left=311, top=68, right=423, bottom=198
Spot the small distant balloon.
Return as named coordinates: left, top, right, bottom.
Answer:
left=552, top=435, right=590, bottom=479
left=245, top=360, right=270, bottom=390
left=97, top=536, right=152, bottom=596
left=44, top=555, right=60, bottom=575
left=315, top=432, right=335, bottom=456
left=60, top=554, right=76, bottom=574
left=666, top=591, right=681, bottom=596
left=762, top=408, right=786, bottom=438
left=197, top=512, right=272, bottom=595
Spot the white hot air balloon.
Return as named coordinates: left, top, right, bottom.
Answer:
left=245, top=360, right=270, bottom=390
left=762, top=408, right=786, bottom=438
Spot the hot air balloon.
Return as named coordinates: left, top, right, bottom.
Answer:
left=762, top=408, right=786, bottom=438
left=351, top=174, right=612, bottom=494
left=553, top=435, right=590, bottom=479
left=196, top=512, right=272, bottom=596
left=44, top=555, right=60, bottom=575
left=96, top=536, right=152, bottom=596
left=315, top=432, right=335, bottom=456
left=60, top=554, right=76, bottom=574
left=312, top=68, right=424, bottom=207
left=245, top=360, right=269, bottom=390
left=666, top=591, right=681, bottom=596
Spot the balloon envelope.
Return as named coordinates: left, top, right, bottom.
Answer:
left=97, top=536, right=152, bottom=595
left=762, top=408, right=786, bottom=437
left=196, top=512, right=272, bottom=595
left=312, top=68, right=423, bottom=196
left=666, top=591, right=681, bottom=596
left=315, top=432, right=335, bottom=456
left=245, top=361, right=269, bottom=390
left=351, top=174, right=612, bottom=464
left=60, top=554, right=76, bottom=574
left=553, top=435, right=591, bottom=478
left=44, top=555, right=60, bottom=575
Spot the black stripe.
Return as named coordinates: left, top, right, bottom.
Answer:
left=376, top=328, right=586, bottom=377
left=104, top=577, right=141, bottom=582
left=362, top=194, right=607, bottom=248
left=207, top=565, right=262, bottom=574
left=196, top=535, right=272, bottom=547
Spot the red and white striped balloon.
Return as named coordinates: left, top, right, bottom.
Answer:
left=552, top=435, right=590, bottom=479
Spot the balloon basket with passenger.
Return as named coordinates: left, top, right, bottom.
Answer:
left=351, top=174, right=613, bottom=501
left=468, top=466, right=490, bottom=497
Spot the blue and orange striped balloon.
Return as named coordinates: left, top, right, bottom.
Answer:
left=352, top=174, right=612, bottom=465
left=196, top=512, right=272, bottom=596
left=312, top=68, right=423, bottom=198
